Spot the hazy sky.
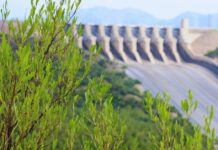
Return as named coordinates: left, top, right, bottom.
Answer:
left=80, top=0, right=218, bottom=19
left=1, top=0, right=218, bottom=19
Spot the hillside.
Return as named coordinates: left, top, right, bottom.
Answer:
left=76, top=57, right=195, bottom=149
left=76, top=7, right=218, bottom=28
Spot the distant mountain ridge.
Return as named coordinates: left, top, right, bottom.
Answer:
left=76, top=7, right=218, bottom=28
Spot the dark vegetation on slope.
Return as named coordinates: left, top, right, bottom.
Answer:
left=206, top=48, right=218, bottom=58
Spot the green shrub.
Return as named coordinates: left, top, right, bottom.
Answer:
left=206, top=48, right=218, bottom=58
left=144, top=90, right=215, bottom=149
left=0, top=0, right=126, bottom=149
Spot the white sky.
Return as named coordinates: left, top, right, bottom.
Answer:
left=1, top=0, right=218, bottom=19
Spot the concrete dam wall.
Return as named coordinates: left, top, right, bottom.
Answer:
left=76, top=20, right=218, bottom=75
left=77, top=23, right=185, bottom=64
left=76, top=20, right=218, bottom=133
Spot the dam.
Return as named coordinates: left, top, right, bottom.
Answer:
left=76, top=20, right=218, bottom=132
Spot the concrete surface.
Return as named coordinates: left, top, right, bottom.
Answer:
left=126, top=62, right=218, bottom=133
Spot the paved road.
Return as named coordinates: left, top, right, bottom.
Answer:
left=126, top=62, right=218, bottom=133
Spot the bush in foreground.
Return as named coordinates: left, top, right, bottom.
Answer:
left=0, top=0, right=124, bottom=149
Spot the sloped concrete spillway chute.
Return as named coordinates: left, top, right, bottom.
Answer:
left=151, top=27, right=168, bottom=63
left=110, top=25, right=129, bottom=63
left=82, top=24, right=96, bottom=50
left=137, top=26, right=155, bottom=63
left=164, top=27, right=181, bottom=63
left=77, top=19, right=218, bottom=133
left=124, top=26, right=142, bottom=63
left=97, top=25, right=114, bottom=61
left=126, top=63, right=218, bottom=133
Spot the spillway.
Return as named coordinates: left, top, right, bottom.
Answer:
left=126, top=63, right=218, bottom=132
left=77, top=20, right=218, bottom=133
